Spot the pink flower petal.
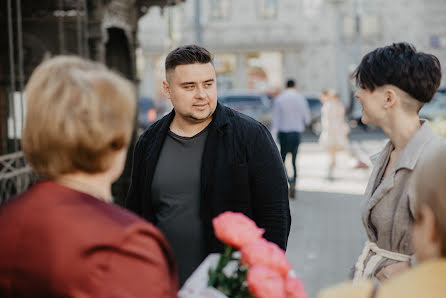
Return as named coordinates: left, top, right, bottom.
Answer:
left=212, top=211, right=264, bottom=249
left=247, top=265, right=286, bottom=298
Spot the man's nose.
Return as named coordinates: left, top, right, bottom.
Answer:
left=195, top=85, right=206, bottom=98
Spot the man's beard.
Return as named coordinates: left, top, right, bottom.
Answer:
left=186, top=110, right=213, bottom=122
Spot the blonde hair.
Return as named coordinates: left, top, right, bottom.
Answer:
left=413, top=143, right=446, bottom=255
left=22, top=56, right=136, bottom=179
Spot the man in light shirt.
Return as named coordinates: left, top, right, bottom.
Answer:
left=272, top=79, right=311, bottom=198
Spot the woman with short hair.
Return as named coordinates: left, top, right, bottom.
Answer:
left=0, top=56, right=178, bottom=297
left=350, top=42, right=443, bottom=281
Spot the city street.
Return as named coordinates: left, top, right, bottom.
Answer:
left=284, top=129, right=388, bottom=298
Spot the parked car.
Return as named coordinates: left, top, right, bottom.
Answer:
left=419, top=89, right=446, bottom=121
left=304, top=96, right=323, bottom=136
left=137, top=97, right=171, bottom=133
left=218, top=91, right=273, bottom=128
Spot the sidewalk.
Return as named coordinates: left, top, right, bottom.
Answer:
left=285, top=135, right=387, bottom=298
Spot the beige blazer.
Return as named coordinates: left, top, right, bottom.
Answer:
left=358, top=120, right=444, bottom=276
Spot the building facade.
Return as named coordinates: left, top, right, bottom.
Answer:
left=138, top=0, right=446, bottom=106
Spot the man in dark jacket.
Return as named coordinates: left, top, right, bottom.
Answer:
left=126, top=45, right=291, bottom=285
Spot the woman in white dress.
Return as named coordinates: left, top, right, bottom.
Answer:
left=319, top=90, right=350, bottom=178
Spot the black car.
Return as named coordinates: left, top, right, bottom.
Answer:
left=419, top=88, right=446, bottom=121
left=138, top=97, right=158, bottom=132
left=137, top=97, right=172, bottom=133
left=218, top=91, right=273, bottom=128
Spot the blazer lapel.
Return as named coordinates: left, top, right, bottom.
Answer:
left=199, top=103, right=228, bottom=216
left=361, top=141, right=393, bottom=239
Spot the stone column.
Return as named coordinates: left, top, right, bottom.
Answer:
left=234, top=53, right=247, bottom=89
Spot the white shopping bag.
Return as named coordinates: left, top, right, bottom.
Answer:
left=178, top=253, right=240, bottom=298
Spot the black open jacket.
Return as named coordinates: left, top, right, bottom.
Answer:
left=126, top=103, right=291, bottom=252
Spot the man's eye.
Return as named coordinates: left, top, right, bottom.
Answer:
left=204, top=83, right=213, bottom=87
left=184, top=85, right=194, bottom=89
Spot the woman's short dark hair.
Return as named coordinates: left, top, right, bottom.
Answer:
left=353, top=42, right=442, bottom=103
left=165, top=45, right=213, bottom=72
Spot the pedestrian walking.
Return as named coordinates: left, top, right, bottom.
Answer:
left=350, top=42, right=443, bottom=281
left=319, top=89, right=368, bottom=180
left=0, top=56, right=178, bottom=297
left=318, top=89, right=350, bottom=179
left=318, top=143, right=446, bottom=298
left=271, top=79, right=311, bottom=198
left=126, top=45, right=291, bottom=285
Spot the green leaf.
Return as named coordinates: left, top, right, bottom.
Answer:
left=207, top=245, right=254, bottom=297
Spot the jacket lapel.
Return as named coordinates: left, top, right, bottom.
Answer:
left=142, top=111, right=174, bottom=219
left=200, top=103, right=229, bottom=215
left=361, top=141, right=393, bottom=239
left=361, top=121, right=437, bottom=240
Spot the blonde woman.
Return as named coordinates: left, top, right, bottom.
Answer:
left=0, top=56, right=178, bottom=297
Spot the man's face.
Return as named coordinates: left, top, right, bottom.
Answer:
left=163, top=63, right=217, bottom=124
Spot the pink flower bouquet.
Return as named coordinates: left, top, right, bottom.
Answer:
left=206, top=211, right=307, bottom=298
left=213, top=211, right=265, bottom=249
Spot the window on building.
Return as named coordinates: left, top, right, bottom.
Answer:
left=210, top=0, right=231, bottom=20
left=258, top=0, right=277, bottom=19
left=214, top=54, right=236, bottom=91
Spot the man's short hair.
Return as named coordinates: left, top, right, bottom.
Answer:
left=353, top=42, right=442, bottom=103
left=165, top=45, right=213, bottom=73
left=22, top=56, right=136, bottom=179
left=414, top=143, right=446, bottom=256
left=286, top=79, right=296, bottom=88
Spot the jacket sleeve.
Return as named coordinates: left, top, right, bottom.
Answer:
left=93, top=225, right=178, bottom=298
left=248, top=125, right=291, bottom=250
left=125, top=136, right=144, bottom=216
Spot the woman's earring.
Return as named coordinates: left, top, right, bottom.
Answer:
left=384, top=104, right=388, bottom=109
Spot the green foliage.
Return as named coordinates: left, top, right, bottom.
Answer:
left=208, top=245, right=253, bottom=298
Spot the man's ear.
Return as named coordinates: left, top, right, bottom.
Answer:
left=162, top=80, right=170, bottom=99
left=385, top=88, right=398, bottom=108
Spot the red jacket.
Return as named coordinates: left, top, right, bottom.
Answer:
left=0, top=181, right=178, bottom=297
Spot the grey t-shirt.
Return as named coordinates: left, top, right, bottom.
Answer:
left=151, top=127, right=208, bottom=285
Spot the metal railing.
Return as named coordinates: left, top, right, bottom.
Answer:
left=0, top=151, right=35, bottom=206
